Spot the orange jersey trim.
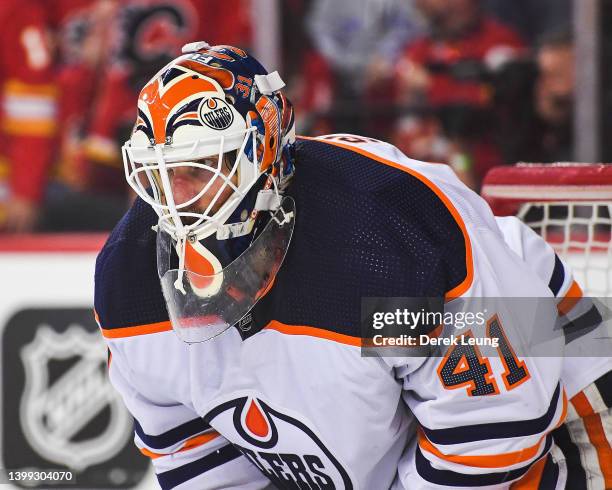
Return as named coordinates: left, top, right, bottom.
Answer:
left=95, top=307, right=173, bottom=339
left=265, top=320, right=441, bottom=348
left=4, top=79, right=57, bottom=97
left=100, top=320, right=173, bottom=339
left=419, top=387, right=567, bottom=469
left=570, top=392, right=612, bottom=488
left=557, top=280, right=583, bottom=316
left=140, top=431, right=221, bottom=459
left=298, top=136, right=474, bottom=300
left=418, top=429, right=545, bottom=469
left=427, top=324, right=443, bottom=339
left=509, top=454, right=548, bottom=490
left=264, top=320, right=362, bottom=347
left=3, top=118, right=55, bottom=136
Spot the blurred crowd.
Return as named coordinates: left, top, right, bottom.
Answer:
left=0, top=0, right=584, bottom=233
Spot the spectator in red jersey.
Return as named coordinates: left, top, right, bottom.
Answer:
left=83, top=0, right=252, bottom=197
left=50, top=0, right=117, bottom=190
left=393, top=0, right=526, bottom=188
left=0, top=1, right=57, bottom=232
left=32, top=0, right=132, bottom=232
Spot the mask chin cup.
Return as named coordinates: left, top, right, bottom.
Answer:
left=157, top=197, right=296, bottom=343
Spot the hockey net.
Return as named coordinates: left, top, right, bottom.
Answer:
left=481, top=164, right=612, bottom=296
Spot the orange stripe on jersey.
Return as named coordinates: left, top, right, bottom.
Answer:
left=139, top=447, right=163, bottom=459
left=100, top=320, right=173, bottom=339
left=418, top=429, right=546, bottom=469
left=557, top=280, right=583, bottom=316
left=140, top=431, right=221, bottom=459
left=3, top=118, right=55, bottom=136
left=570, top=392, right=612, bottom=488
left=4, top=79, right=57, bottom=97
left=264, top=320, right=362, bottom=347
left=428, top=324, right=443, bottom=339
left=299, top=137, right=474, bottom=300
left=509, top=454, right=548, bottom=489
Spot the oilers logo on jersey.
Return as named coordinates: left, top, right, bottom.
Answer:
left=205, top=395, right=355, bottom=489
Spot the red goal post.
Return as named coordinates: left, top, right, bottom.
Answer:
left=481, top=163, right=612, bottom=296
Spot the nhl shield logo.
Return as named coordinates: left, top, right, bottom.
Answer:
left=19, top=325, right=132, bottom=472
left=199, top=97, right=234, bottom=130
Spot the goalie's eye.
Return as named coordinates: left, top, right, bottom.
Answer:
left=195, top=156, right=221, bottom=167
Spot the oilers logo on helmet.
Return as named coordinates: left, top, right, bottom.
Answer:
left=133, top=64, right=241, bottom=145
left=205, top=395, right=356, bottom=489
left=199, top=97, right=234, bottom=130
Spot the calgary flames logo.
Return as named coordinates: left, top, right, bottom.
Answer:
left=205, top=396, right=356, bottom=489
left=199, top=97, right=234, bottom=130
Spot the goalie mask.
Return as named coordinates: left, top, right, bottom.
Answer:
left=123, top=43, right=296, bottom=342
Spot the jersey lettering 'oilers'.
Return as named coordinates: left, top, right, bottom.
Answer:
left=96, top=135, right=569, bottom=489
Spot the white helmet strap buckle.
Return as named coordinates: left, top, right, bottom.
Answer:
left=254, top=189, right=282, bottom=211
left=254, top=72, right=286, bottom=95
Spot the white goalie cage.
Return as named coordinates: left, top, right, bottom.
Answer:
left=481, top=163, right=612, bottom=297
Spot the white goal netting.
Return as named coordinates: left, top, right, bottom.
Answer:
left=481, top=164, right=612, bottom=296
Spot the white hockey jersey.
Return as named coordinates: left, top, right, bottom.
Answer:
left=96, top=135, right=578, bottom=489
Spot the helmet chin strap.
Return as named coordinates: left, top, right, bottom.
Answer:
left=173, top=235, right=188, bottom=295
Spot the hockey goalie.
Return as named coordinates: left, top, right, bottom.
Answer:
left=94, top=43, right=612, bottom=489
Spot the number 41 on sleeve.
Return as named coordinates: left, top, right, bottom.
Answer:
left=437, top=316, right=531, bottom=397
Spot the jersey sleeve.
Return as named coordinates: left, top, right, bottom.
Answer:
left=395, top=343, right=567, bottom=488
left=495, top=216, right=604, bottom=342
left=495, top=216, right=576, bottom=298
left=496, top=216, right=612, bottom=399
left=388, top=187, right=566, bottom=487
